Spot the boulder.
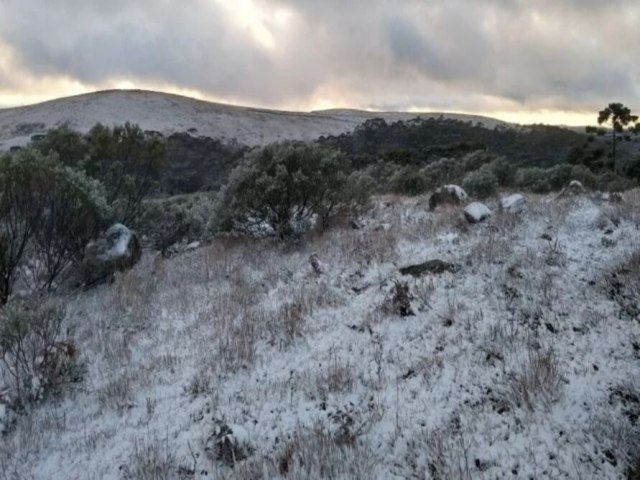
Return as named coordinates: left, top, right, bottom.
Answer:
left=82, top=224, right=142, bottom=286
left=205, top=421, right=253, bottom=467
left=464, top=202, right=492, bottom=223
left=400, top=259, right=459, bottom=277
left=608, top=192, right=624, bottom=203
left=309, top=252, right=325, bottom=275
left=429, top=185, right=468, bottom=211
left=558, top=180, right=585, bottom=198
left=499, top=194, right=526, bottom=213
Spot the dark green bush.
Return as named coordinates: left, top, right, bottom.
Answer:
left=0, top=300, right=81, bottom=409
left=390, top=166, right=427, bottom=195
left=462, top=166, right=498, bottom=198
left=420, top=157, right=464, bottom=190
left=0, top=150, right=109, bottom=302
left=215, top=142, right=367, bottom=238
left=485, top=156, right=516, bottom=187
left=515, top=167, right=551, bottom=193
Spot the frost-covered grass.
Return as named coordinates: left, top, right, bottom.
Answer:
left=2, top=191, right=640, bottom=479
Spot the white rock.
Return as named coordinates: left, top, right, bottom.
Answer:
left=444, top=184, right=468, bottom=202
left=464, top=202, right=492, bottom=223
left=500, top=194, right=526, bottom=213
left=185, top=241, right=201, bottom=251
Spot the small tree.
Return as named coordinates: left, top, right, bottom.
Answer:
left=32, top=166, right=110, bottom=290
left=216, top=142, right=363, bottom=238
left=597, top=103, right=638, bottom=172
left=84, top=122, right=166, bottom=224
left=0, top=151, right=52, bottom=304
left=33, top=125, right=87, bottom=168
left=0, top=150, right=109, bottom=302
left=462, top=166, right=498, bottom=199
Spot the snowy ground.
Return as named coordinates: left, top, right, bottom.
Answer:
left=0, top=90, right=507, bottom=150
left=2, top=191, right=640, bottom=479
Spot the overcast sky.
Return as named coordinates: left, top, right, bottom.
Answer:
left=0, top=0, right=638, bottom=124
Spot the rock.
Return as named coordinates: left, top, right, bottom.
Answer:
left=499, top=194, right=526, bottom=213
left=350, top=219, right=364, bottom=230
left=400, top=259, right=459, bottom=277
left=429, top=184, right=468, bottom=211
left=309, top=253, right=325, bottom=274
left=608, top=192, right=624, bottom=203
left=81, top=224, right=142, bottom=286
left=206, top=421, right=253, bottom=467
left=540, top=233, right=553, bottom=241
left=464, top=202, right=492, bottom=223
left=185, top=241, right=201, bottom=251
left=558, top=180, right=586, bottom=198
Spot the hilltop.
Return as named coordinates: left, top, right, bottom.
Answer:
left=0, top=90, right=507, bottom=150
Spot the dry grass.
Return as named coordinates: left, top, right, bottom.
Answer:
left=120, top=436, right=181, bottom=480
left=314, top=353, right=355, bottom=400
left=222, top=423, right=378, bottom=480
left=510, top=348, right=563, bottom=411
left=604, top=249, right=640, bottom=319
left=403, top=416, right=476, bottom=480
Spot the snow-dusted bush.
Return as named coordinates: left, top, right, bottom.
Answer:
left=389, top=165, right=427, bottom=195
left=215, top=141, right=369, bottom=238
left=0, top=149, right=110, bottom=302
left=485, top=156, right=516, bottom=186
left=604, top=249, right=640, bottom=319
left=0, top=300, right=80, bottom=410
left=510, top=349, right=563, bottom=411
left=139, top=193, right=215, bottom=253
left=462, top=166, right=498, bottom=199
left=120, top=437, right=179, bottom=480
left=515, top=166, right=552, bottom=193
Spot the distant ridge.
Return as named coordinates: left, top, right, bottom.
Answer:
left=0, top=89, right=507, bottom=149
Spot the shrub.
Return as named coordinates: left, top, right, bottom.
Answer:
left=389, top=166, right=427, bottom=195
left=485, top=156, right=516, bottom=187
left=139, top=193, right=215, bottom=252
left=570, top=164, right=599, bottom=190
left=82, top=123, right=166, bottom=224
left=515, top=167, right=551, bottom=193
left=33, top=165, right=110, bottom=290
left=420, top=157, right=464, bottom=190
left=0, top=300, right=81, bottom=409
left=0, top=149, right=109, bottom=301
left=215, top=142, right=367, bottom=238
left=545, top=164, right=574, bottom=191
left=33, top=123, right=166, bottom=225
left=462, top=166, right=498, bottom=198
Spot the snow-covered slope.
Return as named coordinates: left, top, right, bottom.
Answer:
left=2, top=191, right=640, bottom=479
left=0, top=90, right=506, bottom=149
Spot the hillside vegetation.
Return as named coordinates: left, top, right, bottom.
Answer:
left=1, top=190, right=640, bottom=479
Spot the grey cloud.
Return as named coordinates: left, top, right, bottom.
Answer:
left=1, top=0, right=639, bottom=113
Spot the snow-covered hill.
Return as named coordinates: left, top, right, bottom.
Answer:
left=2, top=191, right=639, bottom=479
left=0, top=90, right=506, bottom=149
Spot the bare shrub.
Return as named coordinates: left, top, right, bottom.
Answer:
left=0, top=300, right=81, bottom=409
left=403, top=416, right=475, bottom=480
left=466, top=229, right=514, bottom=267
left=330, top=228, right=397, bottom=265
left=315, top=354, right=355, bottom=399
left=267, top=302, right=306, bottom=348
left=383, top=281, right=414, bottom=317
left=604, top=250, right=640, bottom=319
left=120, top=437, right=179, bottom=480
left=510, top=349, right=563, bottom=411
left=97, top=371, right=136, bottom=412
left=273, top=424, right=378, bottom=480
left=215, top=311, right=259, bottom=374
